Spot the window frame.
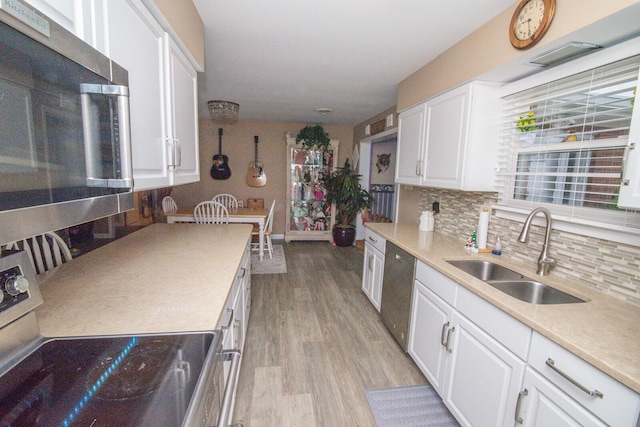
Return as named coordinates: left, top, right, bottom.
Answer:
left=495, top=37, right=640, bottom=247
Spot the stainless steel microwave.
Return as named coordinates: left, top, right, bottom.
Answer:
left=0, top=0, right=134, bottom=246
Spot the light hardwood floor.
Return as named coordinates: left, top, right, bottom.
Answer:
left=232, top=241, right=426, bottom=426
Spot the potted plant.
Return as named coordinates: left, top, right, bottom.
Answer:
left=321, top=158, right=373, bottom=246
left=296, top=125, right=331, bottom=151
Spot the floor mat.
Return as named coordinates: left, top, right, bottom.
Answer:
left=365, top=384, right=459, bottom=427
left=251, top=245, right=287, bottom=274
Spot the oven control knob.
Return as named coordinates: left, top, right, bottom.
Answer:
left=6, top=275, right=29, bottom=296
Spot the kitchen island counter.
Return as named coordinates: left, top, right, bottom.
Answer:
left=35, top=223, right=252, bottom=337
left=366, top=222, right=640, bottom=394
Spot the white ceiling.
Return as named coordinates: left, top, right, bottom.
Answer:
left=192, top=0, right=516, bottom=125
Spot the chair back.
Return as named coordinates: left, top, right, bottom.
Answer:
left=265, top=199, right=276, bottom=233
left=4, top=232, right=73, bottom=275
left=162, top=196, right=178, bottom=214
left=211, top=194, right=238, bottom=211
left=194, top=201, right=229, bottom=224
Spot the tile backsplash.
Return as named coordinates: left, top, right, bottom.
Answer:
left=419, top=188, right=640, bottom=306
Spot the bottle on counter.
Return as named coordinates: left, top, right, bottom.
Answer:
left=419, top=210, right=435, bottom=231
left=492, top=234, right=502, bottom=256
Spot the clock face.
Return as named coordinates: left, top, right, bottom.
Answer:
left=514, top=0, right=545, bottom=41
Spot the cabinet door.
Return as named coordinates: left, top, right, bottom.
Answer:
left=28, top=0, right=106, bottom=52
left=408, top=279, right=454, bottom=395
left=165, top=36, right=199, bottom=186
left=107, top=0, right=169, bottom=190
left=619, top=70, right=640, bottom=208
left=362, top=242, right=384, bottom=311
left=518, top=368, right=607, bottom=427
left=445, top=311, right=526, bottom=427
left=395, top=103, right=426, bottom=185
left=421, top=85, right=469, bottom=189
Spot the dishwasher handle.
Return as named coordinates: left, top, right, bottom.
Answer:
left=216, top=349, right=243, bottom=427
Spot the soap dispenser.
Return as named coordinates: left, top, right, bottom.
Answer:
left=492, top=234, right=502, bottom=256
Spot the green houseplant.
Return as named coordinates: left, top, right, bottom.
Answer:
left=295, top=125, right=331, bottom=151
left=321, top=159, right=373, bottom=246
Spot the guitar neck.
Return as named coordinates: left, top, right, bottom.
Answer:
left=218, top=128, right=223, bottom=155
left=254, top=136, right=259, bottom=166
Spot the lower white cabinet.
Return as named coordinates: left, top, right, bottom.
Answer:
left=408, top=260, right=640, bottom=427
left=516, top=332, right=640, bottom=426
left=362, top=229, right=385, bottom=311
left=409, top=261, right=527, bottom=427
left=216, top=241, right=251, bottom=414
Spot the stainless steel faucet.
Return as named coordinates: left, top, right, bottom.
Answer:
left=518, top=207, right=557, bottom=276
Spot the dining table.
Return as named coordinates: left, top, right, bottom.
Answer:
left=166, top=206, right=269, bottom=261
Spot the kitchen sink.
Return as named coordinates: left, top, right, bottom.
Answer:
left=446, top=260, right=525, bottom=281
left=446, top=260, right=585, bottom=305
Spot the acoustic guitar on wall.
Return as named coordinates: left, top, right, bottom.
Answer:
left=210, top=128, right=231, bottom=180
left=246, top=135, right=266, bottom=187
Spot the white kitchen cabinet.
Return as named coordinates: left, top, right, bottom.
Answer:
left=27, top=0, right=107, bottom=53
left=408, top=273, right=455, bottom=395
left=408, top=260, right=527, bottom=427
left=516, top=331, right=640, bottom=427
left=395, top=82, right=499, bottom=191
left=618, top=68, right=640, bottom=209
left=164, top=36, right=199, bottom=186
left=106, top=0, right=199, bottom=190
left=396, top=103, right=426, bottom=185
left=362, top=228, right=385, bottom=311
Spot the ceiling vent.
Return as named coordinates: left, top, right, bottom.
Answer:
left=527, top=42, right=601, bottom=67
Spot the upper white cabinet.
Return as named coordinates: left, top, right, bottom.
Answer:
left=396, top=103, right=426, bottom=185
left=106, top=0, right=199, bottom=190
left=395, top=82, right=499, bottom=191
left=618, top=68, right=640, bottom=209
left=27, top=0, right=107, bottom=53
left=165, top=36, right=199, bottom=186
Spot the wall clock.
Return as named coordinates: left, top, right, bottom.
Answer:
left=509, top=0, right=556, bottom=49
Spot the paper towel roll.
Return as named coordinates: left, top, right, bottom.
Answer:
left=477, top=206, right=490, bottom=249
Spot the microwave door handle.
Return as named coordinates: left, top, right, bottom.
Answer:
left=80, top=84, right=133, bottom=189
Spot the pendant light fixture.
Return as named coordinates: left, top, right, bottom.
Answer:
left=207, top=100, right=239, bottom=124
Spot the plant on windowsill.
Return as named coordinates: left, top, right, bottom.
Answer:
left=516, top=110, right=537, bottom=146
left=295, top=125, right=331, bottom=151
left=320, top=158, right=373, bottom=247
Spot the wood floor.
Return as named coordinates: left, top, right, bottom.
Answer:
left=232, top=241, right=426, bottom=426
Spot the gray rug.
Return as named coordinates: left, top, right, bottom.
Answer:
left=251, top=245, right=287, bottom=274
left=365, top=384, right=459, bottom=427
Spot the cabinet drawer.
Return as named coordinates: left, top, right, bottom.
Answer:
left=415, top=260, right=457, bottom=307
left=456, top=285, right=531, bottom=360
left=529, top=331, right=640, bottom=427
left=364, top=228, right=386, bottom=253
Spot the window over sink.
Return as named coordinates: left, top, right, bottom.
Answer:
left=496, top=47, right=640, bottom=245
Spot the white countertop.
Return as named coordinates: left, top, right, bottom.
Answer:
left=35, top=223, right=252, bottom=337
left=366, top=222, right=640, bottom=394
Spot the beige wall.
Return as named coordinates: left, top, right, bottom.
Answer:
left=397, top=0, right=639, bottom=111
left=171, top=120, right=354, bottom=236
left=153, top=0, right=205, bottom=69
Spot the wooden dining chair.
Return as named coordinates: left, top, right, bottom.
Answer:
left=251, top=199, right=276, bottom=259
left=211, top=194, right=238, bottom=211
left=3, top=232, right=73, bottom=275
left=162, top=196, right=178, bottom=214
left=194, top=201, right=229, bottom=224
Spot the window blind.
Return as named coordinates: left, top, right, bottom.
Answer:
left=497, top=55, right=640, bottom=228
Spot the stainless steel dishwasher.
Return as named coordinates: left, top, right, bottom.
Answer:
left=380, top=241, right=415, bottom=351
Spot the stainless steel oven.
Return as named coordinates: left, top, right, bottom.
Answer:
left=0, top=0, right=134, bottom=246
left=0, top=251, right=240, bottom=427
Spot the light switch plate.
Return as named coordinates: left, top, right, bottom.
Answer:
left=386, top=114, right=394, bottom=127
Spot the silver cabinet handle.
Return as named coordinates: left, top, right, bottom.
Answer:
left=367, top=236, right=378, bottom=244
left=368, top=254, right=373, bottom=271
left=221, top=308, right=234, bottom=330
left=515, top=388, right=528, bottom=424
left=217, top=349, right=242, bottom=427
left=444, top=326, right=455, bottom=353
left=440, top=321, right=450, bottom=347
left=415, top=160, right=420, bottom=176
left=621, top=142, right=635, bottom=186
left=545, top=358, right=604, bottom=398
